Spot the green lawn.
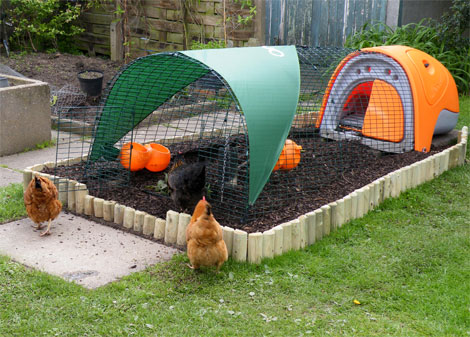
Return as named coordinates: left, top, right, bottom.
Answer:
left=0, top=183, right=27, bottom=223
left=457, top=96, right=470, bottom=130
left=0, top=97, right=468, bottom=336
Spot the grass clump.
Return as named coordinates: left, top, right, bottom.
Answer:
left=0, top=183, right=26, bottom=223
left=456, top=96, right=470, bottom=130
left=21, top=139, right=56, bottom=153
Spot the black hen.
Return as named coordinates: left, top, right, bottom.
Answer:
left=167, top=160, right=206, bottom=212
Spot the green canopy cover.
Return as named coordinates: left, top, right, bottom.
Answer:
left=91, top=46, right=300, bottom=205
left=182, top=46, right=300, bottom=204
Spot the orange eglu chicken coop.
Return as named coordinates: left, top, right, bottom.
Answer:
left=317, top=45, right=459, bottom=153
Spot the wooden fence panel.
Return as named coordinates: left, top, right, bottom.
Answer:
left=76, top=1, right=255, bottom=59
left=266, top=0, right=388, bottom=47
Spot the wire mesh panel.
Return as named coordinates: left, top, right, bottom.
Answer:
left=54, top=108, right=93, bottom=164
left=245, top=46, right=360, bottom=222
left=50, top=84, right=87, bottom=115
left=89, top=52, right=251, bottom=219
left=124, top=70, right=250, bottom=219
left=51, top=106, right=133, bottom=193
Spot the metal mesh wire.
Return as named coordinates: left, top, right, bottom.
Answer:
left=52, top=46, right=417, bottom=224
left=50, top=84, right=87, bottom=115
left=52, top=106, right=130, bottom=193
left=125, top=69, right=250, bottom=221
left=247, top=47, right=363, bottom=221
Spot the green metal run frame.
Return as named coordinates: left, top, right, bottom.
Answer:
left=90, top=53, right=211, bottom=161
left=90, top=46, right=300, bottom=205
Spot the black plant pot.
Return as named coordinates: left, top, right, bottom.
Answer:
left=77, top=70, right=104, bottom=96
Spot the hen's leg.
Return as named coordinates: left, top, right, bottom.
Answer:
left=187, top=263, right=200, bottom=271
left=32, top=223, right=43, bottom=230
left=216, top=261, right=224, bottom=274
left=40, top=219, right=52, bottom=236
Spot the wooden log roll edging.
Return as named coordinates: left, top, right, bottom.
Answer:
left=143, top=214, right=156, bottom=236
left=103, top=200, right=116, bottom=222
left=93, top=198, right=104, bottom=218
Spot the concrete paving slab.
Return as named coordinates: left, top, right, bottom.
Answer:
left=56, top=142, right=91, bottom=162
left=170, top=117, right=206, bottom=133
left=52, top=129, right=88, bottom=143
left=0, top=130, right=88, bottom=171
left=0, top=213, right=180, bottom=289
left=129, top=124, right=190, bottom=144
left=168, top=112, right=243, bottom=133
left=0, top=168, right=23, bottom=186
left=0, top=146, right=57, bottom=171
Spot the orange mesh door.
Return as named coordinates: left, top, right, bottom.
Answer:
left=362, top=80, right=404, bottom=142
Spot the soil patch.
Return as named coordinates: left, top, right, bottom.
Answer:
left=44, top=141, right=449, bottom=234
left=1, top=52, right=123, bottom=122
left=0, top=52, right=122, bottom=90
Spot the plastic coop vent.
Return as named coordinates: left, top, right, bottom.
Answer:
left=53, top=45, right=459, bottom=224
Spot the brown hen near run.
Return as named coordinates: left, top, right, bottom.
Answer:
left=24, top=176, right=62, bottom=236
left=186, top=197, right=228, bottom=273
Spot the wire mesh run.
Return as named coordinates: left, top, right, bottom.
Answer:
left=249, top=47, right=367, bottom=221
left=51, top=106, right=132, bottom=193
left=50, top=84, right=87, bottom=115
left=122, top=69, right=250, bottom=220
left=51, top=46, right=417, bottom=226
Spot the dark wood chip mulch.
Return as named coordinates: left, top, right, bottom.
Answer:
left=44, top=138, right=451, bottom=234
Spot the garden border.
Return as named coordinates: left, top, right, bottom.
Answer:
left=23, top=127, right=468, bottom=264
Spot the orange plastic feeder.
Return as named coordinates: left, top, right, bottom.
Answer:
left=120, top=142, right=150, bottom=171
left=144, top=143, right=171, bottom=172
left=273, top=139, right=302, bottom=171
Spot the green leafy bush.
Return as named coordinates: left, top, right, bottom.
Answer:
left=436, top=0, right=470, bottom=50
left=5, top=0, right=84, bottom=53
left=345, top=0, right=470, bottom=94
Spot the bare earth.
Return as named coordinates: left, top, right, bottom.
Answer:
left=0, top=52, right=123, bottom=90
